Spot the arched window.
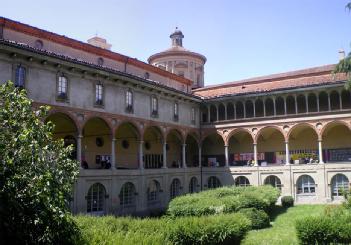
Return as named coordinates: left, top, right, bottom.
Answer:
left=308, top=93, right=318, bottom=112
left=331, top=174, right=349, bottom=197
left=147, top=180, right=160, bottom=203
left=57, top=75, right=68, bottom=100
left=297, top=95, right=306, bottom=113
left=235, top=176, right=250, bottom=187
left=189, top=177, right=199, bottom=193
left=286, top=96, right=296, bottom=114
left=264, top=175, right=282, bottom=190
left=319, top=92, right=328, bottom=111
left=255, top=99, right=264, bottom=117
left=245, top=100, right=254, bottom=118
left=236, top=101, right=244, bottom=119
left=87, top=183, right=106, bottom=214
left=15, top=65, right=26, bottom=88
left=265, top=98, right=274, bottom=116
left=120, top=182, right=136, bottom=208
left=330, top=91, right=340, bottom=110
left=170, top=178, right=181, bottom=199
left=210, top=105, right=217, bottom=122
left=275, top=97, right=285, bottom=115
left=218, top=104, right=225, bottom=121
left=227, top=102, right=234, bottom=120
left=208, top=176, right=222, bottom=189
left=297, top=175, right=315, bottom=194
left=341, top=90, right=351, bottom=109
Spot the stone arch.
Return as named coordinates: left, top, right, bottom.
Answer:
left=330, top=90, right=340, bottom=111
left=255, top=99, right=264, bottom=117
left=321, top=121, right=351, bottom=162
left=207, top=176, right=222, bottom=189
left=288, top=123, right=319, bottom=163
left=82, top=117, right=113, bottom=169
left=218, top=103, right=226, bottom=121
left=115, top=121, right=141, bottom=169
left=201, top=132, right=225, bottom=167
left=46, top=109, right=81, bottom=133
left=256, top=126, right=286, bottom=165
left=227, top=128, right=254, bottom=166
left=185, top=132, right=200, bottom=167
left=227, top=102, right=235, bottom=120
left=264, top=175, right=282, bottom=189
left=143, top=125, right=164, bottom=169
left=255, top=125, right=286, bottom=143
left=82, top=115, right=113, bottom=135
left=115, top=120, right=141, bottom=140
left=166, top=128, right=183, bottom=168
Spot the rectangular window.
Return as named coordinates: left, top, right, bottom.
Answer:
left=151, top=96, right=158, bottom=116
left=95, top=83, right=103, bottom=105
left=174, top=102, right=179, bottom=121
left=125, top=90, right=133, bottom=113
left=57, top=76, right=67, bottom=99
left=15, top=66, right=26, bottom=88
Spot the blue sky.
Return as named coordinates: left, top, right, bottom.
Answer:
left=1, top=0, right=351, bottom=85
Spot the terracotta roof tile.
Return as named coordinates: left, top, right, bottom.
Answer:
left=194, top=65, right=347, bottom=98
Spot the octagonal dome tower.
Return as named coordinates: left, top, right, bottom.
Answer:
left=148, top=27, right=207, bottom=89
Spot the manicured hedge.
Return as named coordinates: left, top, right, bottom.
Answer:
left=167, top=185, right=280, bottom=217
left=238, top=208, right=270, bottom=229
left=296, top=211, right=351, bottom=244
left=281, top=196, right=294, bottom=208
left=75, top=213, right=252, bottom=245
left=168, top=213, right=251, bottom=245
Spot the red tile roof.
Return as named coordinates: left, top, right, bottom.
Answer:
left=194, top=65, right=347, bottom=98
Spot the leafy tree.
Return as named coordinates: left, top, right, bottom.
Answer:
left=0, top=81, right=81, bottom=244
left=334, top=2, right=351, bottom=89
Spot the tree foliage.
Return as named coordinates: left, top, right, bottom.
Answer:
left=334, top=2, right=351, bottom=89
left=0, top=81, right=80, bottom=244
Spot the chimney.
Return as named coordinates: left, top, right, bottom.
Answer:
left=87, top=36, right=112, bottom=50
left=339, top=49, right=346, bottom=61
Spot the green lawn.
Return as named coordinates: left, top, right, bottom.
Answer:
left=242, top=205, right=326, bottom=245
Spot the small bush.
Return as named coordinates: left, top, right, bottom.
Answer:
left=238, top=208, right=270, bottom=229
left=281, top=196, right=294, bottom=208
left=167, top=186, right=280, bottom=217
left=168, top=213, right=251, bottom=245
left=296, top=213, right=351, bottom=244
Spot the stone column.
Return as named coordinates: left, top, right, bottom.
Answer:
left=111, top=138, right=116, bottom=169
left=328, top=92, right=331, bottom=111
left=216, top=105, right=219, bottom=121
left=182, top=144, right=187, bottom=168
left=139, top=140, right=144, bottom=170
left=253, top=100, right=256, bottom=117
left=77, top=134, right=83, bottom=167
left=163, top=142, right=167, bottom=168
left=234, top=103, right=237, bottom=119
left=224, top=144, right=229, bottom=167
left=318, top=140, right=324, bottom=164
left=294, top=95, right=298, bottom=114
left=207, top=106, right=211, bottom=123
left=273, top=97, right=277, bottom=116
left=339, top=91, right=343, bottom=110
left=284, top=97, right=287, bottom=115
left=285, top=141, right=290, bottom=165
left=224, top=104, right=228, bottom=120
left=317, top=93, right=320, bottom=112
left=243, top=102, right=246, bottom=118
left=263, top=99, right=266, bottom=117
left=305, top=94, right=309, bottom=113
left=198, top=146, right=202, bottom=167
left=253, top=143, right=258, bottom=166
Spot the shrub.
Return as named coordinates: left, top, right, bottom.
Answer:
left=296, top=213, right=351, bottom=244
left=75, top=213, right=252, bottom=245
left=0, top=81, right=80, bottom=244
left=168, top=213, right=251, bottom=245
left=167, top=185, right=280, bottom=217
left=281, top=196, right=294, bottom=208
left=238, top=208, right=270, bottom=229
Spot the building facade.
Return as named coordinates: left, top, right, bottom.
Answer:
left=0, top=17, right=350, bottom=216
